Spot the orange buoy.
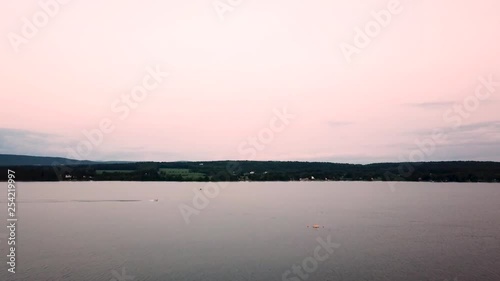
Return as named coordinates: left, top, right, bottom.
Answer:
left=312, top=224, right=320, bottom=229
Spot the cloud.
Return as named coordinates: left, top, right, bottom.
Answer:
left=0, top=128, right=71, bottom=156
left=452, top=120, right=500, bottom=132
left=2, top=120, right=499, bottom=162
left=396, top=120, right=500, bottom=161
left=406, top=100, right=499, bottom=110
left=327, top=121, right=354, bottom=128
left=405, top=101, right=455, bottom=108
left=429, top=142, right=500, bottom=161
left=96, top=149, right=181, bottom=162
left=409, top=120, right=500, bottom=136
left=0, top=128, right=189, bottom=161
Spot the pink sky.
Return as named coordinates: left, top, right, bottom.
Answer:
left=1, top=0, right=499, bottom=163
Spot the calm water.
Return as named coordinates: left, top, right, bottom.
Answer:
left=0, top=182, right=499, bottom=281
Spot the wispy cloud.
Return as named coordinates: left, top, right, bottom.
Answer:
left=0, top=128, right=193, bottom=161
left=0, top=128, right=70, bottom=156
left=327, top=121, right=354, bottom=128
left=97, top=149, right=181, bottom=162
left=453, top=121, right=500, bottom=132
left=397, top=120, right=500, bottom=161
left=405, top=101, right=455, bottom=109
left=412, top=120, right=500, bottom=136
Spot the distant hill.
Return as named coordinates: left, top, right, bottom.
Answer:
left=0, top=154, right=96, bottom=166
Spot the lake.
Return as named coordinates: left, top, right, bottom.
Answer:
left=0, top=182, right=499, bottom=281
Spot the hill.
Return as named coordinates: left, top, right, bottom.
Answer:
left=0, top=154, right=95, bottom=166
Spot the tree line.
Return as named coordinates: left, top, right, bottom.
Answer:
left=1, top=161, right=499, bottom=182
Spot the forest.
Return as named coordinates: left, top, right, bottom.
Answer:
left=1, top=160, right=499, bottom=182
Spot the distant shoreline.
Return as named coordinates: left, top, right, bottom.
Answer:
left=1, top=157, right=499, bottom=183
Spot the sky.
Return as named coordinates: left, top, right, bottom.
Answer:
left=0, top=0, right=499, bottom=163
